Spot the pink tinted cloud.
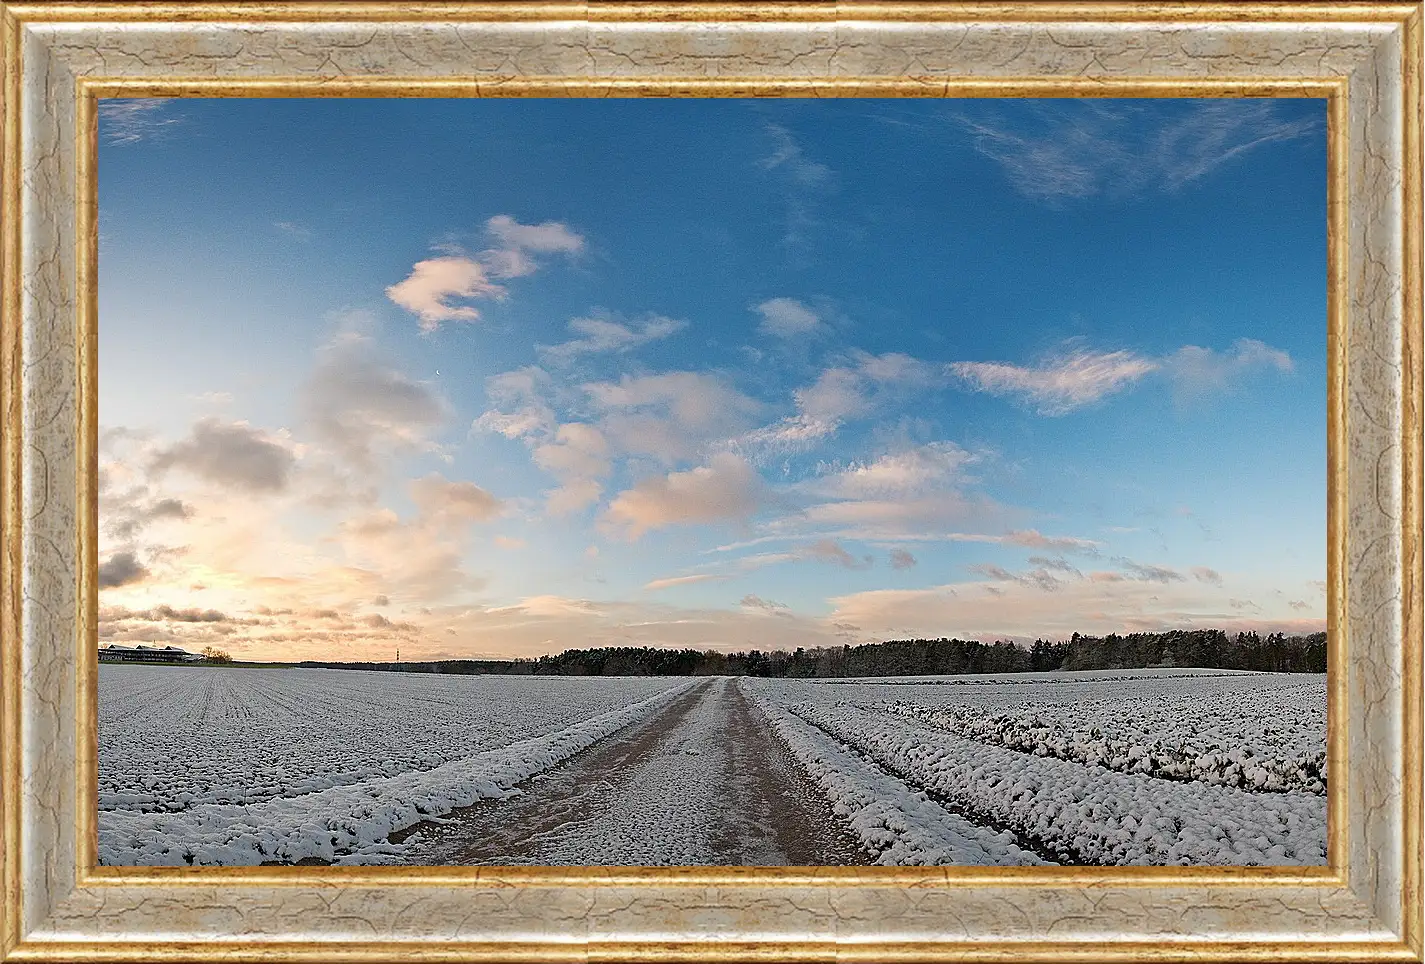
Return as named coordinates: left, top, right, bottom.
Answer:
left=603, top=453, right=764, bottom=540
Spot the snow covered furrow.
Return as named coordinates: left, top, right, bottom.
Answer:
left=743, top=685, right=1046, bottom=867
left=99, top=667, right=685, bottom=812
left=781, top=672, right=1326, bottom=796
left=99, top=679, right=699, bottom=866
left=876, top=700, right=1325, bottom=795
left=788, top=701, right=1327, bottom=867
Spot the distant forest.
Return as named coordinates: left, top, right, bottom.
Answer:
left=296, top=629, right=1327, bottom=678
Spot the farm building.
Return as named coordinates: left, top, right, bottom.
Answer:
left=99, top=644, right=205, bottom=664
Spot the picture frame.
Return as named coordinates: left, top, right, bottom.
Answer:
left=0, top=1, right=1419, bottom=960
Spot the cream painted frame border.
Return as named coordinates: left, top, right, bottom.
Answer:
left=0, top=3, right=1419, bottom=961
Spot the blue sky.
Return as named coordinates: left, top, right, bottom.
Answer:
left=96, top=96, right=1327, bottom=661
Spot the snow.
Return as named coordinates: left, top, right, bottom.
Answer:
left=99, top=667, right=695, bottom=865
left=744, top=669, right=1326, bottom=866
left=99, top=666, right=686, bottom=812
left=746, top=687, right=1046, bottom=866
left=875, top=673, right=1326, bottom=794
left=99, top=665, right=1327, bottom=867
left=407, top=677, right=757, bottom=865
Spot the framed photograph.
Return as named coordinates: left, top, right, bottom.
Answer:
left=1, top=1, right=1420, bottom=961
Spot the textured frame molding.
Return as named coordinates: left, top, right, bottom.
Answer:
left=0, top=3, right=1420, bottom=961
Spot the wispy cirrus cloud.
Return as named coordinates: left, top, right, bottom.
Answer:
left=98, top=99, right=182, bottom=145
left=759, top=123, right=835, bottom=252
left=274, top=221, right=313, bottom=241
left=816, top=442, right=977, bottom=499
left=958, top=100, right=1318, bottom=204
left=950, top=349, right=1158, bottom=416
left=950, top=340, right=1295, bottom=415
left=735, top=351, right=937, bottom=455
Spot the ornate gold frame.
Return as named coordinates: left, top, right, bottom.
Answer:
left=1, top=3, right=1419, bottom=961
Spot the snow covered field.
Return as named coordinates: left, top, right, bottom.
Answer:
left=744, top=669, right=1327, bottom=866
left=98, top=666, right=694, bottom=864
left=98, top=666, right=1326, bottom=867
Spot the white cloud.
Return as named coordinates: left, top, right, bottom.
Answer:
left=585, top=372, right=761, bottom=465
left=538, top=314, right=687, bottom=365
left=801, top=538, right=873, bottom=570
left=797, top=492, right=991, bottom=537
left=532, top=423, right=610, bottom=482
left=1192, top=566, right=1224, bottom=586
left=98, top=551, right=150, bottom=589
left=476, top=368, right=760, bottom=516
left=753, top=298, right=820, bottom=338
left=303, top=328, right=451, bottom=470
left=733, top=368, right=865, bottom=451
left=336, top=473, right=502, bottom=602
left=1115, top=558, right=1185, bottom=584
left=739, top=594, right=789, bottom=613
left=643, top=573, right=732, bottom=592
left=889, top=548, right=918, bottom=570
left=385, top=256, right=505, bottom=331
left=408, top=473, right=503, bottom=524
left=735, top=352, right=940, bottom=455
left=603, top=453, right=764, bottom=540
left=476, top=215, right=584, bottom=280
left=950, top=349, right=1157, bottom=416
left=484, top=214, right=584, bottom=259
left=532, top=423, right=612, bottom=516
left=388, top=216, right=583, bottom=331
left=1164, top=338, right=1295, bottom=403
left=1002, top=529, right=1101, bottom=555
left=472, top=367, right=556, bottom=441
left=149, top=418, right=297, bottom=494
left=796, top=367, right=867, bottom=425
left=851, top=350, right=936, bottom=385
left=830, top=573, right=1324, bottom=644
left=755, top=441, right=1003, bottom=543
left=584, top=372, right=753, bottom=425
left=545, top=478, right=604, bottom=517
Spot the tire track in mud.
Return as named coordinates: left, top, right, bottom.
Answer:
left=396, top=678, right=869, bottom=866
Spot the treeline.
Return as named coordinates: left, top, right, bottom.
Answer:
left=297, top=629, right=1326, bottom=678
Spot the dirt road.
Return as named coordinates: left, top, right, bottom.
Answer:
left=398, top=677, right=868, bottom=866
